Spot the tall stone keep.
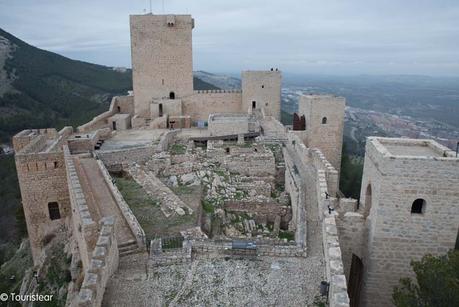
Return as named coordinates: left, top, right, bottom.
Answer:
left=242, top=71, right=282, bottom=120
left=298, top=94, right=345, bottom=174
left=130, top=14, right=194, bottom=117
left=357, top=138, right=459, bottom=307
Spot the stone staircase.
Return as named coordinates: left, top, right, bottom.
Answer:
left=118, top=239, right=141, bottom=257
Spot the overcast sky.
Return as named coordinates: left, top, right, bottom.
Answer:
left=1, top=0, right=458, bottom=76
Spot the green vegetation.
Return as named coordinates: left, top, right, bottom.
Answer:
left=114, top=176, right=195, bottom=238
left=392, top=250, right=459, bottom=307
left=169, top=144, right=187, bottom=155
left=161, top=237, right=184, bottom=250
left=0, top=28, right=132, bottom=142
left=172, top=185, right=194, bottom=195
left=279, top=230, right=295, bottom=241
left=37, top=240, right=71, bottom=307
left=0, top=155, right=26, bottom=267
left=0, top=240, right=32, bottom=295
left=202, top=199, right=215, bottom=214
left=339, top=145, right=364, bottom=199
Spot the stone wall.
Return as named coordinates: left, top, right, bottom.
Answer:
left=96, top=146, right=155, bottom=168
left=77, top=217, right=119, bottom=307
left=191, top=239, right=306, bottom=258
left=64, top=146, right=98, bottom=270
left=182, top=91, right=243, bottom=123
left=335, top=212, right=365, bottom=281
left=96, top=160, right=146, bottom=249
left=130, top=14, right=194, bottom=117
left=78, top=96, right=134, bottom=133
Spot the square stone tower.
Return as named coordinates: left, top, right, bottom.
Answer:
left=357, top=137, right=459, bottom=307
left=298, top=94, right=345, bottom=174
left=130, top=14, right=194, bottom=117
left=241, top=70, right=282, bottom=120
left=13, top=129, right=71, bottom=265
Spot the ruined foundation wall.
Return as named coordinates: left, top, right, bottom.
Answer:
left=96, top=160, right=146, bottom=248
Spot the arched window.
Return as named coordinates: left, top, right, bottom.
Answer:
left=48, top=202, right=61, bottom=220
left=169, top=92, right=175, bottom=99
left=252, top=101, right=256, bottom=109
left=322, top=117, right=328, bottom=124
left=411, top=199, right=426, bottom=214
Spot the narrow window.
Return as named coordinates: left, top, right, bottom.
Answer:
left=226, top=147, right=230, bottom=154
left=364, top=184, right=372, bottom=218
left=117, top=106, right=121, bottom=113
left=169, top=92, right=175, bottom=99
left=54, top=161, right=58, bottom=169
left=322, top=117, right=327, bottom=124
left=159, top=103, right=163, bottom=117
left=261, top=85, right=264, bottom=88
left=48, top=202, right=61, bottom=220
left=411, top=199, right=426, bottom=214
left=112, top=121, right=117, bottom=130
left=252, top=101, right=256, bottom=109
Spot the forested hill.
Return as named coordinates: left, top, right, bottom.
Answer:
left=0, top=28, right=217, bottom=142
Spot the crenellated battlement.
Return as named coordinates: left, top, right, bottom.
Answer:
left=193, top=89, right=242, bottom=94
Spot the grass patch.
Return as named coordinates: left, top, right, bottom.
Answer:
left=169, top=144, right=187, bottom=155
left=115, top=176, right=196, bottom=238
left=172, top=185, right=194, bottom=195
left=202, top=199, right=215, bottom=214
left=279, top=230, right=295, bottom=241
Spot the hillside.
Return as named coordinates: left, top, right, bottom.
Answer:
left=0, top=28, right=217, bottom=142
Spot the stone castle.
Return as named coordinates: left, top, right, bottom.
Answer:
left=12, top=13, right=459, bottom=307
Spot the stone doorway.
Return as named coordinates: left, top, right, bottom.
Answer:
left=348, top=254, right=363, bottom=307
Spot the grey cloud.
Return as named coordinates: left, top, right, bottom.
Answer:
left=0, top=0, right=458, bottom=76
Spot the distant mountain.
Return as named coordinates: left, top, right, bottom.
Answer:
left=0, top=28, right=217, bottom=142
left=194, top=71, right=241, bottom=90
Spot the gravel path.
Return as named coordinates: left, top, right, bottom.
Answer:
left=103, top=254, right=324, bottom=307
